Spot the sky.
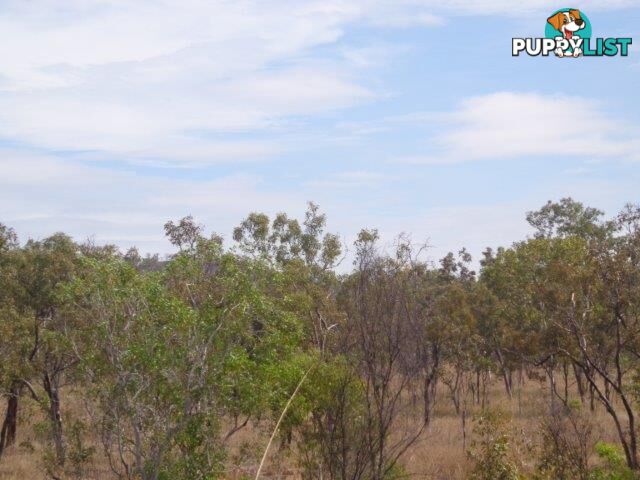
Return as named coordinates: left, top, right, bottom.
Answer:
left=1, top=0, right=639, bottom=266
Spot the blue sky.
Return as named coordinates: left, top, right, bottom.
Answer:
left=1, top=1, right=639, bottom=265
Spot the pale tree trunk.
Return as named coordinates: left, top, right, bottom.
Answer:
left=572, top=361, right=586, bottom=405
left=495, top=347, right=512, bottom=399
left=43, top=372, right=65, bottom=466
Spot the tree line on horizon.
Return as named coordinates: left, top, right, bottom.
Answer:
left=0, top=198, right=639, bottom=480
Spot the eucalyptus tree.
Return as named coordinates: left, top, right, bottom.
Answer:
left=62, top=220, right=308, bottom=480
left=0, top=223, right=17, bottom=252
left=233, top=201, right=341, bottom=270
left=560, top=204, right=640, bottom=470
left=479, top=198, right=615, bottom=402
left=526, top=197, right=615, bottom=241
left=331, top=230, right=438, bottom=479
left=0, top=232, right=83, bottom=466
left=17, top=233, right=82, bottom=466
left=482, top=200, right=640, bottom=471
left=480, top=238, right=574, bottom=403
left=0, top=223, right=30, bottom=459
left=232, top=202, right=343, bottom=358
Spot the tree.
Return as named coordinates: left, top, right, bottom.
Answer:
left=62, top=224, right=307, bottom=480
left=335, top=230, right=430, bottom=479
left=483, top=200, right=640, bottom=471
left=0, top=223, right=31, bottom=459
left=233, top=202, right=341, bottom=270
left=0, top=232, right=81, bottom=466
left=526, top=197, right=614, bottom=240
left=0, top=223, right=18, bottom=252
left=17, top=233, right=81, bottom=467
left=164, top=215, right=204, bottom=252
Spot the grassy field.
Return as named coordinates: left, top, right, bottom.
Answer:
left=0, top=372, right=621, bottom=480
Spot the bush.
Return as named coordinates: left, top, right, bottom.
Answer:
left=589, top=442, right=636, bottom=480
left=534, top=403, right=593, bottom=480
left=468, top=410, right=523, bottom=480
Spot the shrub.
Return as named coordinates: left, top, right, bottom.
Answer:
left=468, top=410, right=523, bottom=480
left=589, top=442, right=636, bottom=480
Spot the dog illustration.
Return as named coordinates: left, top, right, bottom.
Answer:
left=547, top=9, right=586, bottom=57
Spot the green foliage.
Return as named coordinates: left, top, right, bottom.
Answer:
left=3, top=199, right=640, bottom=479
left=534, top=405, right=593, bottom=480
left=0, top=223, right=18, bottom=252
left=589, top=443, right=637, bottom=480
left=57, top=233, right=311, bottom=478
left=233, top=202, right=342, bottom=269
left=468, top=411, right=523, bottom=480
left=160, top=415, right=226, bottom=480
left=384, top=462, right=409, bottom=479
left=66, top=419, right=96, bottom=479
left=526, top=197, right=614, bottom=240
left=295, top=357, right=371, bottom=479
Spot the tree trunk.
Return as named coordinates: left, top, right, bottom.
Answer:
left=573, top=362, right=586, bottom=405
left=422, top=344, right=439, bottom=426
left=461, top=408, right=467, bottom=452
left=562, top=362, right=569, bottom=403
left=423, top=373, right=437, bottom=426
left=548, top=367, right=556, bottom=410
left=495, top=347, right=512, bottom=399
left=43, top=372, right=65, bottom=466
left=482, top=371, right=488, bottom=408
left=0, top=382, right=20, bottom=459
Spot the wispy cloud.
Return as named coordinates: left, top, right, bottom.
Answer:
left=0, top=1, right=378, bottom=166
left=395, top=92, right=640, bottom=164
left=1, top=0, right=639, bottom=265
left=1, top=2, right=638, bottom=167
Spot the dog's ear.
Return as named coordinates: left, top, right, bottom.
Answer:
left=547, top=12, right=564, bottom=31
left=569, top=9, right=581, bottom=20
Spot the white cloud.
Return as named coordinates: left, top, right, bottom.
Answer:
left=0, top=1, right=377, bottom=165
left=1, top=2, right=638, bottom=167
left=1, top=1, right=638, bottom=270
left=396, top=92, right=640, bottom=164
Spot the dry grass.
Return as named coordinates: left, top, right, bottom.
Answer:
left=0, top=396, right=113, bottom=480
left=398, top=375, right=619, bottom=480
left=0, top=374, right=622, bottom=479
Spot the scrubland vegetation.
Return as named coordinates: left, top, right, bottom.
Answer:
left=1, top=198, right=640, bottom=480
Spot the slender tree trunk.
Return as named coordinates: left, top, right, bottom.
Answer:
left=548, top=367, right=556, bottom=410
left=605, top=381, right=612, bottom=402
left=563, top=362, right=569, bottom=403
left=481, top=371, right=488, bottom=408
left=422, top=344, right=439, bottom=426
left=573, top=362, right=585, bottom=405
left=423, top=374, right=437, bottom=426
left=43, top=372, right=65, bottom=466
left=495, top=347, right=512, bottom=399
left=461, top=408, right=467, bottom=452
left=0, top=382, right=20, bottom=459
